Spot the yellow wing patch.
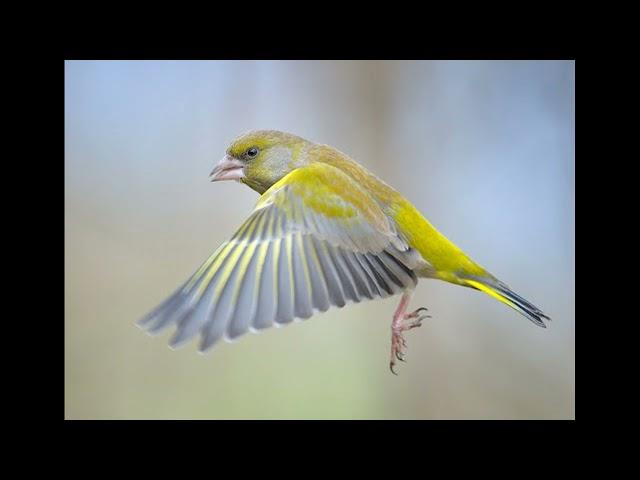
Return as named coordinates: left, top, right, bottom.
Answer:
left=258, top=162, right=392, bottom=235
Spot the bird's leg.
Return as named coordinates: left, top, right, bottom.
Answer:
left=389, top=291, right=431, bottom=375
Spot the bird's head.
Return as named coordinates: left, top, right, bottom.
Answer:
left=210, top=130, right=311, bottom=194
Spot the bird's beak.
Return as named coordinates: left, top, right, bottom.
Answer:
left=209, top=155, right=245, bottom=182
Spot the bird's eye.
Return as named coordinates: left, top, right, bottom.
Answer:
left=246, top=147, right=259, bottom=158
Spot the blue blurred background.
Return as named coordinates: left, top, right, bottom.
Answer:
left=65, top=60, right=574, bottom=419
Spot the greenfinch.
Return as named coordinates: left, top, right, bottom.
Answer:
left=139, top=130, right=549, bottom=373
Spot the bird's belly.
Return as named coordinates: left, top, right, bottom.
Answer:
left=390, top=200, right=487, bottom=283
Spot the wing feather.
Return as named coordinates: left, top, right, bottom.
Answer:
left=302, top=234, right=331, bottom=312
left=274, top=236, right=295, bottom=325
left=292, top=233, right=314, bottom=319
left=326, top=243, right=360, bottom=303
left=251, top=240, right=276, bottom=332
left=339, top=250, right=374, bottom=301
left=314, top=238, right=347, bottom=308
left=225, top=241, right=260, bottom=339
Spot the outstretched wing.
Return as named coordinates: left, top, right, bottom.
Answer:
left=138, top=162, right=426, bottom=352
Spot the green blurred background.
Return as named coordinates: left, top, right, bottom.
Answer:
left=64, top=60, right=575, bottom=419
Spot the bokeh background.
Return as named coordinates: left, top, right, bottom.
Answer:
left=65, top=60, right=575, bottom=419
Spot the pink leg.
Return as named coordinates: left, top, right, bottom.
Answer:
left=389, top=291, right=431, bottom=375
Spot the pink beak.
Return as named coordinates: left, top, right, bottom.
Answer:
left=209, top=155, right=245, bottom=182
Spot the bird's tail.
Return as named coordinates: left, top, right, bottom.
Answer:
left=460, top=274, right=550, bottom=327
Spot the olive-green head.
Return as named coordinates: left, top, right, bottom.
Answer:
left=210, top=130, right=312, bottom=194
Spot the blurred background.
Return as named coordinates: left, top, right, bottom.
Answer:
left=65, top=60, right=574, bottom=419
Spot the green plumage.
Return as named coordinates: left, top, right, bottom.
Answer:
left=139, top=130, right=549, bottom=353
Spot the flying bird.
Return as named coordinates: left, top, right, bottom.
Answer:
left=138, top=130, right=549, bottom=374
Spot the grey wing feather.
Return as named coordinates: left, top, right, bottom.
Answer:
left=138, top=181, right=424, bottom=352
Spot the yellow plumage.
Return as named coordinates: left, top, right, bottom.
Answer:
left=139, top=130, right=549, bottom=370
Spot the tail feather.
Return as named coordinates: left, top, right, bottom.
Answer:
left=461, top=275, right=550, bottom=328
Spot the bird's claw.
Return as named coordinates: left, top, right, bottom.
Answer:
left=388, top=306, right=433, bottom=375
left=405, top=307, right=429, bottom=320
left=407, top=314, right=431, bottom=330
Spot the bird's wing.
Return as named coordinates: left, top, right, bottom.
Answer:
left=138, top=162, right=425, bottom=352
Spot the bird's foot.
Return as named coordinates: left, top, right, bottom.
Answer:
left=389, top=307, right=431, bottom=375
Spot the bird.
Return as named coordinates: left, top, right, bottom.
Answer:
left=138, top=129, right=550, bottom=374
